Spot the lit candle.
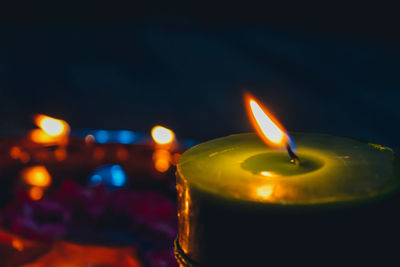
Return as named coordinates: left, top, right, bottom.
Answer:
left=175, top=94, right=400, bottom=266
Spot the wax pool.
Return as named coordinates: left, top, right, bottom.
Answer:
left=175, top=133, right=400, bottom=266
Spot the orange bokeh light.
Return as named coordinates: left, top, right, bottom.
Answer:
left=10, top=146, right=22, bottom=159
left=30, top=128, right=68, bottom=145
left=154, top=159, right=170, bottom=173
left=54, top=148, right=67, bottom=161
left=20, top=242, right=142, bottom=267
left=10, top=146, right=31, bottom=163
left=30, top=114, right=70, bottom=145
left=93, top=147, right=105, bottom=161
left=21, top=166, right=52, bottom=187
left=172, top=153, right=181, bottom=165
left=29, top=187, right=44, bottom=201
left=245, top=93, right=288, bottom=148
left=19, top=152, right=31, bottom=163
left=153, top=149, right=171, bottom=173
left=11, top=238, right=24, bottom=251
left=116, top=147, right=129, bottom=161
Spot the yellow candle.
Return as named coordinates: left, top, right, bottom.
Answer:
left=174, top=94, right=400, bottom=266
left=175, top=133, right=399, bottom=266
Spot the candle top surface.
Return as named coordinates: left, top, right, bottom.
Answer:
left=177, top=133, right=399, bottom=205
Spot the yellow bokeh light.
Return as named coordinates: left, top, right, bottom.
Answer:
left=151, top=126, right=175, bottom=145
left=34, top=114, right=70, bottom=137
left=21, top=165, right=52, bottom=187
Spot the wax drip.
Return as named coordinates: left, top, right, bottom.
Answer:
left=287, top=145, right=300, bottom=165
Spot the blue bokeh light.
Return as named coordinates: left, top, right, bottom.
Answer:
left=90, top=174, right=103, bottom=185
left=110, top=165, right=126, bottom=187
left=89, top=164, right=128, bottom=188
left=95, top=130, right=109, bottom=144
left=118, top=130, right=136, bottom=144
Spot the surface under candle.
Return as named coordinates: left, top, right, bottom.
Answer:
left=175, top=133, right=400, bottom=266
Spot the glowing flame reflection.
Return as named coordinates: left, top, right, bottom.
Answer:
left=256, top=185, right=274, bottom=199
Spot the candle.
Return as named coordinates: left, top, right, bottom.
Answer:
left=175, top=95, right=400, bottom=266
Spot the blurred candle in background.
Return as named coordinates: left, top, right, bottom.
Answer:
left=30, top=114, right=69, bottom=145
left=151, top=126, right=176, bottom=173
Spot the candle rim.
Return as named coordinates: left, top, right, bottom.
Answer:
left=177, top=132, right=400, bottom=205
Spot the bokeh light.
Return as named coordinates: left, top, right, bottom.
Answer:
left=151, top=126, right=175, bottom=145
left=29, top=187, right=44, bottom=201
left=34, top=114, right=70, bottom=137
left=153, top=149, right=171, bottom=173
left=95, top=130, right=109, bottom=144
left=110, top=165, right=127, bottom=187
left=118, top=130, right=136, bottom=144
left=21, top=165, right=52, bottom=187
left=89, top=165, right=128, bottom=188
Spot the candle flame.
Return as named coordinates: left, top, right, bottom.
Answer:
left=245, top=93, right=293, bottom=149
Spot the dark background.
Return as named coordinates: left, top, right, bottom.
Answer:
left=0, top=6, right=399, bottom=150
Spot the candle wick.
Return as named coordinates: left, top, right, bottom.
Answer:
left=286, top=145, right=300, bottom=165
